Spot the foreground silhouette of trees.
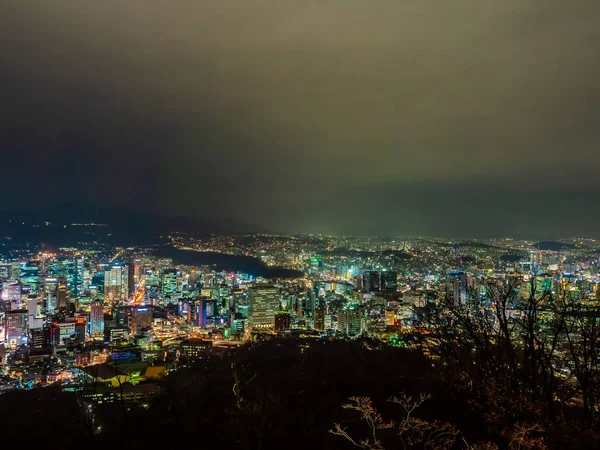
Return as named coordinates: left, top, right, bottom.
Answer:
left=414, top=275, right=600, bottom=447
left=1, top=323, right=599, bottom=448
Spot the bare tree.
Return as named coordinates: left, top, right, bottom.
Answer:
left=330, top=394, right=460, bottom=450
left=560, top=293, right=600, bottom=420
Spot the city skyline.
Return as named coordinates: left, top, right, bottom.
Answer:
left=1, top=1, right=600, bottom=237
left=2, top=2, right=600, bottom=446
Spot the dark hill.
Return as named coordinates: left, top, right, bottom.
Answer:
left=1, top=338, right=595, bottom=449
left=533, top=241, right=575, bottom=251
left=0, top=203, right=268, bottom=248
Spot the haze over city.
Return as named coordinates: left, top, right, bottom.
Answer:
left=2, top=1, right=599, bottom=237
left=2, top=3, right=600, bottom=449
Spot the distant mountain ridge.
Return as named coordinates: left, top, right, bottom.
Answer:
left=0, top=203, right=268, bottom=248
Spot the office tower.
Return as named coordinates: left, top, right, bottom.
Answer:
left=130, top=305, right=153, bottom=336
left=29, top=326, right=51, bottom=351
left=71, top=258, right=85, bottom=297
left=128, top=263, right=135, bottom=298
left=49, top=323, right=61, bottom=346
left=90, top=300, right=104, bottom=337
left=338, top=303, right=362, bottom=337
left=92, top=270, right=105, bottom=295
left=446, top=271, right=468, bottom=304
left=305, top=289, right=318, bottom=318
left=161, top=270, right=178, bottom=297
left=4, top=282, right=22, bottom=309
left=75, top=317, right=87, bottom=342
left=26, top=296, right=43, bottom=330
left=56, top=279, right=69, bottom=310
left=104, top=327, right=130, bottom=346
left=114, top=306, right=131, bottom=328
left=248, top=285, right=280, bottom=331
left=43, top=277, right=59, bottom=314
left=362, top=271, right=381, bottom=292
left=104, top=265, right=128, bottom=302
left=179, top=338, right=212, bottom=362
left=194, top=300, right=208, bottom=328
left=274, top=311, right=290, bottom=333
left=53, top=321, right=76, bottom=345
left=19, top=263, right=40, bottom=294
left=4, top=310, right=27, bottom=346
left=313, top=304, right=325, bottom=331
left=381, top=270, right=398, bottom=292
left=179, top=300, right=191, bottom=319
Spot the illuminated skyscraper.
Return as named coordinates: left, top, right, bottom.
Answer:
left=248, top=285, right=280, bottom=331
left=127, top=263, right=135, bottom=298
left=90, top=300, right=104, bottom=337
left=44, top=277, right=59, bottom=314
left=4, top=309, right=27, bottom=346
left=104, top=265, right=128, bottom=303
left=313, top=304, right=325, bottom=331
left=72, top=257, right=85, bottom=297
left=338, top=303, right=362, bottom=337
left=194, top=300, right=208, bottom=328
left=56, top=279, right=69, bottom=310
left=26, top=296, right=43, bottom=330
left=446, top=271, right=468, bottom=304
left=130, top=305, right=153, bottom=336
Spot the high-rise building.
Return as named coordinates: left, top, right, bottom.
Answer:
left=4, top=282, right=22, bottom=310
left=362, top=271, right=381, bottom=292
left=75, top=317, right=87, bottom=342
left=313, top=304, right=325, bottom=331
left=338, top=303, right=362, bottom=337
left=130, top=306, right=153, bottom=336
left=274, top=311, right=290, bottom=333
left=161, top=270, right=178, bottom=297
left=104, top=265, right=128, bottom=303
left=56, top=279, right=69, bottom=310
left=127, top=263, right=136, bottom=298
left=248, top=285, right=280, bottom=331
left=194, top=300, right=208, bottom=328
left=4, top=309, right=27, bottom=345
left=90, top=300, right=104, bottom=337
left=381, top=270, right=398, bottom=292
left=446, top=271, right=468, bottom=304
left=26, top=296, right=43, bottom=330
left=44, top=277, right=59, bottom=314
left=29, top=326, right=51, bottom=352
left=72, top=257, right=84, bottom=297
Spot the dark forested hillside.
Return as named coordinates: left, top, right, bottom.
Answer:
left=1, top=338, right=597, bottom=450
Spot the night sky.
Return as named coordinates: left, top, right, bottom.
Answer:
left=1, top=1, right=599, bottom=238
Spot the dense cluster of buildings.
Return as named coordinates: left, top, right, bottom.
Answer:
left=0, top=234, right=598, bottom=399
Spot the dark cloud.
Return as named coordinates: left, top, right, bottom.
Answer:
left=1, top=1, right=599, bottom=237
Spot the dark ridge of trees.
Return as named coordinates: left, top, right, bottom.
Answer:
left=532, top=241, right=575, bottom=251
left=500, top=253, right=527, bottom=262
left=0, top=387, right=88, bottom=443
left=2, top=333, right=598, bottom=450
